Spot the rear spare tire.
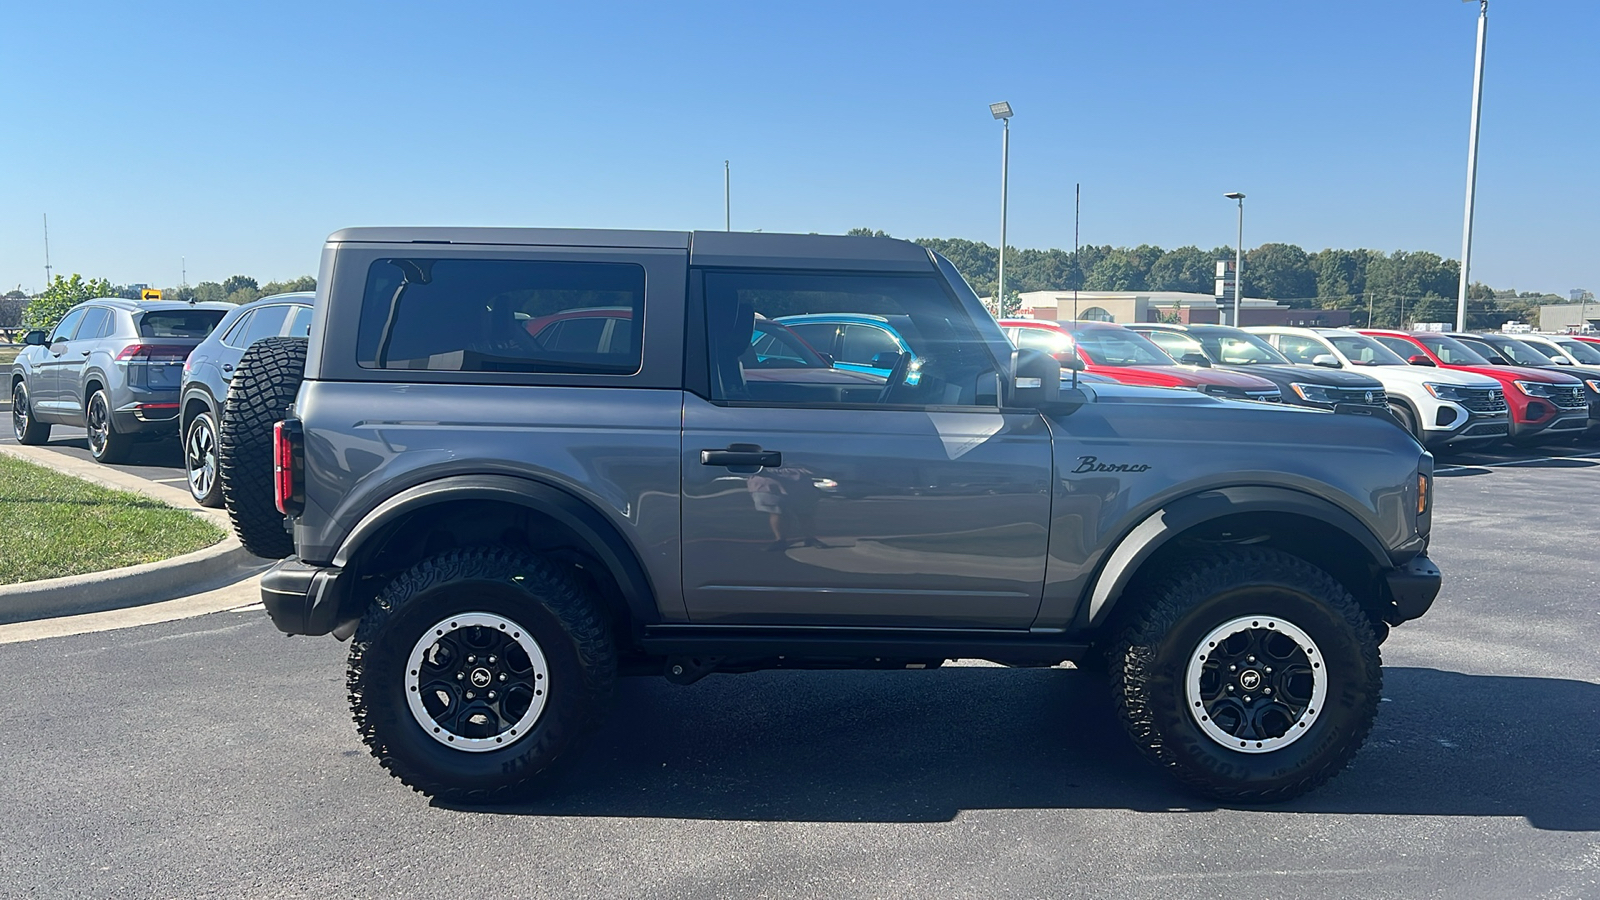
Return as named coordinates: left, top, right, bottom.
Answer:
left=220, top=336, right=307, bottom=559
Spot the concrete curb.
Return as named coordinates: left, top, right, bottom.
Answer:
left=0, top=444, right=271, bottom=624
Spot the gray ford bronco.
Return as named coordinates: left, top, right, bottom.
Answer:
left=242, top=227, right=1440, bottom=803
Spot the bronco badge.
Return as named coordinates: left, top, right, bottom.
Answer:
left=1072, top=456, right=1151, bottom=474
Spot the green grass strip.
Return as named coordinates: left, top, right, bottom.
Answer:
left=0, top=455, right=225, bottom=585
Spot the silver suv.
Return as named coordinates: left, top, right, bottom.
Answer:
left=240, top=228, right=1441, bottom=804
left=10, top=298, right=231, bottom=462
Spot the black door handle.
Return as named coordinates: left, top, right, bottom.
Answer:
left=222, top=364, right=234, bottom=372
left=700, top=446, right=781, bottom=469
left=80, top=350, right=91, bottom=356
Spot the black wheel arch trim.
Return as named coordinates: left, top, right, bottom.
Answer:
left=328, top=473, right=663, bottom=631
left=1079, top=484, right=1400, bottom=629
left=180, top=385, right=218, bottom=431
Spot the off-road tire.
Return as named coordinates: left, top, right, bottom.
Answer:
left=11, top=380, right=50, bottom=444
left=219, top=337, right=307, bottom=558
left=347, top=547, right=616, bottom=802
left=1108, top=547, right=1382, bottom=803
left=86, top=388, right=133, bottom=464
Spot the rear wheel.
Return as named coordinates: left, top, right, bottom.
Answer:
left=219, top=337, right=307, bottom=558
left=184, top=409, right=224, bottom=508
left=11, top=381, right=50, bottom=444
left=1109, top=547, right=1381, bottom=802
left=346, top=548, right=616, bottom=801
left=85, top=388, right=133, bottom=464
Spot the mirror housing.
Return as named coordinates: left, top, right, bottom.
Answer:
left=1552, top=357, right=1573, bottom=365
left=1180, top=352, right=1212, bottom=368
left=1407, top=354, right=1436, bottom=367
left=869, top=351, right=903, bottom=370
left=1055, top=351, right=1085, bottom=371
left=23, top=329, right=47, bottom=346
left=1010, top=348, right=1085, bottom=414
left=1311, top=354, right=1341, bottom=368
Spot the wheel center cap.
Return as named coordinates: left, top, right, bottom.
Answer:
left=470, top=668, right=493, bottom=688
left=1239, top=669, right=1263, bottom=691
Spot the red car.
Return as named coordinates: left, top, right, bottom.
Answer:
left=1360, top=329, right=1588, bottom=444
left=998, top=319, right=1281, bottom=401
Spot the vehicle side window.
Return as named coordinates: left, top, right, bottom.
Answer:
left=286, top=306, right=314, bottom=338
left=236, top=305, right=291, bottom=349
left=1372, top=336, right=1419, bottom=359
left=1275, top=334, right=1328, bottom=365
left=1143, top=330, right=1200, bottom=360
left=356, top=258, right=645, bottom=374
left=1013, top=328, right=1073, bottom=355
left=702, top=271, right=999, bottom=408
left=837, top=324, right=902, bottom=365
left=50, top=308, right=88, bottom=342
left=221, top=311, right=258, bottom=349
left=784, top=323, right=840, bottom=357
left=76, top=307, right=112, bottom=340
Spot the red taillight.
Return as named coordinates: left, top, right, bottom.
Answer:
left=273, top=419, right=305, bottom=516
left=115, top=343, right=192, bottom=362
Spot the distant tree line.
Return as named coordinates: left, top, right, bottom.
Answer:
left=1, top=274, right=317, bottom=333
left=848, top=228, right=1563, bottom=330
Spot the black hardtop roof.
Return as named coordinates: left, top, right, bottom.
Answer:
left=324, top=227, right=934, bottom=272
left=82, top=297, right=234, bottom=313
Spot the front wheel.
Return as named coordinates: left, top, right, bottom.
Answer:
left=12, top=381, right=50, bottom=444
left=1108, top=547, right=1381, bottom=802
left=346, top=548, right=616, bottom=801
left=86, top=389, right=133, bottom=464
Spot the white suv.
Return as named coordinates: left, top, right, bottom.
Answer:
left=1248, top=327, right=1510, bottom=449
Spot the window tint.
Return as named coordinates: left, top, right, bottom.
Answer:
left=1455, top=336, right=1505, bottom=362
left=1415, top=335, right=1490, bottom=365
left=1556, top=339, right=1600, bottom=365
left=1485, top=338, right=1548, bottom=366
left=1072, top=328, right=1173, bottom=366
left=51, top=308, right=88, bottom=342
left=221, top=311, right=256, bottom=349
left=784, top=322, right=840, bottom=356
left=286, top=305, right=314, bottom=338
left=703, top=271, right=998, bottom=407
left=139, top=310, right=226, bottom=338
left=1328, top=334, right=1407, bottom=366
left=1204, top=332, right=1285, bottom=365
left=235, top=305, right=291, bottom=349
left=356, top=258, right=644, bottom=373
left=1372, top=335, right=1423, bottom=360
left=1143, top=330, right=1203, bottom=360
left=76, top=307, right=112, bottom=340
left=1517, top=340, right=1563, bottom=360
left=837, top=324, right=903, bottom=366
left=1273, top=334, right=1328, bottom=365
left=1013, top=327, right=1075, bottom=356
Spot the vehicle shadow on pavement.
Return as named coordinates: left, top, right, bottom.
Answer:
left=36, top=435, right=183, bottom=468
left=442, top=666, right=1599, bottom=832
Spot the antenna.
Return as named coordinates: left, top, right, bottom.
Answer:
left=43, top=214, right=52, bottom=288
left=1072, top=184, right=1081, bottom=389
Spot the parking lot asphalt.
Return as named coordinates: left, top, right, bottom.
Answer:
left=1, top=438, right=1598, bottom=898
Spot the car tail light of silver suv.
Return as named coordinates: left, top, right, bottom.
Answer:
left=274, top=418, right=305, bottom=516
left=114, top=344, right=192, bottom=362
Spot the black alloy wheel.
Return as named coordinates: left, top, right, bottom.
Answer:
left=12, top=381, right=51, bottom=444
left=85, top=389, right=132, bottom=464
left=184, top=409, right=224, bottom=507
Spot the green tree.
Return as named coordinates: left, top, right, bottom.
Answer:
left=261, top=276, right=316, bottom=295
left=0, top=295, right=26, bottom=329
left=1146, top=246, right=1213, bottom=293
left=846, top=227, right=891, bottom=237
left=1244, top=243, right=1316, bottom=305
left=1085, top=249, right=1145, bottom=290
left=24, top=274, right=115, bottom=331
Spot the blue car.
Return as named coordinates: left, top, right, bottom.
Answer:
left=178, top=292, right=315, bottom=506
left=773, top=313, right=923, bottom=384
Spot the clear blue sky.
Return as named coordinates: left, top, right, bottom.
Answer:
left=3, top=0, right=1595, bottom=295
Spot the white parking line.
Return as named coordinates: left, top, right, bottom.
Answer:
left=1436, top=450, right=1600, bottom=474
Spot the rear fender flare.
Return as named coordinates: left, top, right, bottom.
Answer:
left=1082, top=485, right=1393, bottom=628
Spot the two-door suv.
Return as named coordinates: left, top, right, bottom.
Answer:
left=246, top=228, right=1440, bottom=803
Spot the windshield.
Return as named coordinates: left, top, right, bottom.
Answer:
left=1517, top=340, right=1566, bottom=362
left=1072, top=327, right=1175, bottom=367
left=1485, top=337, right=1553, bottom=366
left=1415, top=334, right=1490, bottom=365
left=748, top=319, right=830, bottom=368
left=1326, top=333, right=1408, bottom=366
left=1556, top=339, right=1600, bottom=365
left=1455, top=336, right=1505, bottom=362
left=1200, top=330, right=1288, bottom=365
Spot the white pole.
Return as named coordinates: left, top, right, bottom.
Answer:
left=724, top=160, right=730, bottom=232
left=998, top=117, right=1009, bottom=315
left=43, top=213, right=52, bottom=289
left=1456, top=0, right=1488, bottom=332
left=1234, top=198, right=1244, bottom=327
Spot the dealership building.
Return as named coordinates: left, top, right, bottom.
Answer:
left=1012, top=291, right=1352, bottom=328
left=1538, top=304, right=1600, bottom=333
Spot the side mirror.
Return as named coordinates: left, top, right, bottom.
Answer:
left=1407, top=354, right=1436, bottom=367
left=869, top=351, right=902, bottom=370
left=1487, top=355, right=1510, bottom=365
left=23, top=329, right=47, bottom=346
left=1180, top=352, right=1212, bottom=368
left=1311, top=354, right=1341, bottom=369
left=1552, top=357, right=1574, bottom=365
left=1012, top=348, right=1085, bottom=415
left=817, top=352, right=834, bottom=367
left=1056, top=352, right=1085, bottom=371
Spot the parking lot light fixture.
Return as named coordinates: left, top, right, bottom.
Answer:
left=1224, top=193, right=1245, bottom=326
left=991, top=102, right=1013, bottom=316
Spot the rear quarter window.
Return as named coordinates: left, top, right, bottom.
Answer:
left=355, top=258, right=645, bottom=373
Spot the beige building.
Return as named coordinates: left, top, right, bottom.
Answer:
left=1011, top=291, right=1351, bottom=328
left=1538, top=304, right=1600, bottom=333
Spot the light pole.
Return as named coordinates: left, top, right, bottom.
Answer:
left=990, top=101, right=1012, bottom=315
left=1456, top=0, right=1488, bottom=332
left=1224, top=192, right=1245, bottom=326
left=724, top=160, right=731, bottom=232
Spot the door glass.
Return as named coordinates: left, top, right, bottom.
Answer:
left=1274, top=334, right=1328, bottom=365
left=239, top=305, right=291, bottom=348
left=76, top=308, right=112, bottom=340
left=702, top=271, right=1000, bottom=407
left=50, top=309, right=88, bottom=342
left=286, top=305, right=314, bottom=337
left=221, top=311, right=257, bottom=349
left=783, top=323, right=840, bottom=357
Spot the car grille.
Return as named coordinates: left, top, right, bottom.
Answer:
left=1461, top=421, right=1510, bottom=437
left=1334, top=387, right=1387, bottom=406
left=1247, top=390, right=1282, bottom=403
left=1460, top=387, right=1508, bottom=414
left=1549, top=385, right=1587, bottom=409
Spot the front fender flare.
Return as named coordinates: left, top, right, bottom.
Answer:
left=1080, top=485, right=1395, bottom=628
